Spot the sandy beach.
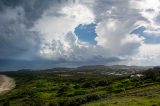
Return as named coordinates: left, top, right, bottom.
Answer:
left=0, top=75, right=15, bottom=94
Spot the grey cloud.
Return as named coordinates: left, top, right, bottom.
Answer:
left=0, top=0, right=76, bottom=27
left=84, top=0, right=145, bottom=23
left=0, top=6, right=41, bottom=61
left=0, top=56, right=122, bottom=71
left=0, top=0, right=78, bottom=70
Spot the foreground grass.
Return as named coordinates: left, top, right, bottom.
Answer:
left=83, top=83, right=160, bottom=106
left=83, top=94, right=160, bottom=106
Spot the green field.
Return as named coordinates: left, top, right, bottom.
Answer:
left=0, top=67, right=160, bottom=106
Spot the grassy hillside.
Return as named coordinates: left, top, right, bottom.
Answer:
left=0, top=67, right=159, bottom=106
left=83, top=84, right=160, bottom=106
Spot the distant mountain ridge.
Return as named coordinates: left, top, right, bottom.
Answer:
left=77, top=65, right=107, bottom=70
left=77, top=65, right=153, bottom=70
left=12, top=65, right=154, bottom=72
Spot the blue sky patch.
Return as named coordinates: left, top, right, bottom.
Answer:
left=131, top=26, right=160, bottom=44
left=74, top=23, right=97, bottom=44
left=131, top=26, right=146, bottom=35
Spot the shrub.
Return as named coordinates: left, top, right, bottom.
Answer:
left=73, top=84, right=80, bottom=89
left=57, top=94, right=101, bottom=106
left=57, top=86, right=71, bottom=96
left=81, top=82, right=94, bottom=88
left=48, top=102, right=59, bottom=106
left=156, top=76, right=160, bottom=82
left=85, top=94, right=101, bottom=102
left=74, top=90, right=87, bottom=95
left=65, top=97, right=86, bottom=106
left=3, top=102, right=9, bottom=106
left=66, top=83, right=70, bottom=86
left=96, top=80, right=109, bottom=86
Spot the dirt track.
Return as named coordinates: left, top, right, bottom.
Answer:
left=0, top=75, right=15, bottom=94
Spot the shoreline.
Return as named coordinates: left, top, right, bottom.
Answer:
left=0, top=75, right=15, bottom=94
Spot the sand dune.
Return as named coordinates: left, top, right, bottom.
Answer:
left=0, top=75, right=15, bottom=94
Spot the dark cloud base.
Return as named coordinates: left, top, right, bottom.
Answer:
left=0, top=56, right=122, bottom=71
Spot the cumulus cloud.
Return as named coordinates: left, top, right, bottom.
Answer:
left=130, top=0, right=160, bottom=37
left=95, top=19, right=144, bottom=56
left=127, top=44, right=160, bottom=66
left=32, top=1, right=144, bottom=63
left=32, top=3, right=95, bottom=60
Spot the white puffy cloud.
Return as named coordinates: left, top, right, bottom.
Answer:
left=32, top=1, right=144, bottom=65
left=127, top=44, right=160, bottom=66
left=31, top=0, right=160, bottom=66
left=130, top=0, right=160, bottom=37
left=33, top=4, right=95, bottom=60
left=95, top=18, right=144, bottom=56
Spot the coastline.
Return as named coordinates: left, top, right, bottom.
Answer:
left=0, top=75, right=15, bottom=94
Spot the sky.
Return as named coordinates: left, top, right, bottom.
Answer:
left=0, top=0, right=160, bottom=70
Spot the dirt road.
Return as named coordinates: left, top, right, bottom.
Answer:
left=0, top=75, right=15, bottom=94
